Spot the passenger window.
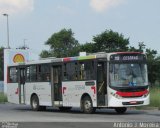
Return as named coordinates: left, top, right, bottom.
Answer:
left=9, top=67, right=18, bottom=83
left=79, top=61, right=94, bottom=80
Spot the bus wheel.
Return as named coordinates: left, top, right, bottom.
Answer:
left=82, top=96, right=95, bottom=114
left=115, top=107, right=127, bottom=114
left=59, top=107, right=72, bottom=111
left=31, top=95, right=40, bottom=111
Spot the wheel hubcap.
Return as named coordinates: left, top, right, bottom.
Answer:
left=32, top=99, right=38, bottom=109
left=84, top=100, right=91, bottom=110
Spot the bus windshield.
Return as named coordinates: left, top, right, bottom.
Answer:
left=109, top=63, right=148, bottom=87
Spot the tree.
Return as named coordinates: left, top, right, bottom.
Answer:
left=78, top=42, right=97, bottom=53
left=0, top=47, right=4, bottom=80
left=145, top=48, right=158, bottom=86
left=128, top=42, right=146, bottom=52
left=138, top=42, right=146, bottom=52
left=93, top=29, right=129, bottom=52
left=128, top=46, right=139, bottom=52
left=43, top=28, right=80, bottom=58
left=40, top=50, right=52, bottom=58
left=154, top=56, right=160, bottom=85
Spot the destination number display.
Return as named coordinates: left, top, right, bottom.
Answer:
left=110, top=54, right=146, bottom=61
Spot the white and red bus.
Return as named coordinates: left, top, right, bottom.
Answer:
left=7, top=52, right=149, bottom=114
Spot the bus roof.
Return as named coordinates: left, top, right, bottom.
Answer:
left=7, top=52, right=145, bottom=67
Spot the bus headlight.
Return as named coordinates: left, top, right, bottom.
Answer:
left=143, top=91, right=149, bottom=98
left=110, top=92, right=122, bottom=99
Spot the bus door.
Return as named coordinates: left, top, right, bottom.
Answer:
left=52, top=65, right=62, bottom=106
left=18, top=67, right=26, bottom=104
left=97, top=60, right=107, bottom=106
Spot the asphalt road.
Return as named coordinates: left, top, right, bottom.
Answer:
left=0, top=103, right=160, bottom=128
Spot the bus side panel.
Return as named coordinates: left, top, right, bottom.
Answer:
left=7, top=83, right=19, bottom=104
left=25, top=82, right=52, bottom=106
left=62, top=81, right=97, bottom=107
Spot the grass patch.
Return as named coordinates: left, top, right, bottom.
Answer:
left=149, top=87, right=160, bottom=108
left=0, top=92, right=7, bottom=103
left=136, top=87, right=160, bottom=110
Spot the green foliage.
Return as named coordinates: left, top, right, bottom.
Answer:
left=40, top=50, right=52, bottom=58
left=145, top=48, right=159, bottom=85
left=146, top=48, right=157, bottom=59
left=128, top=46, right=139, bottom=52
left=149, top=87, right=160, bottom=108
left=0, top=92, right=7, bottom=103
left=43, top=28, right=80, bottom=58
left=128, top=42, right=145, bottom=52
left=93, top=29, right=129, bottom=52
left=138, top=42, right=146, bottom=53
left=78, top=43, right=97, bottom=53
left=41, top=29, right=130, bottom=57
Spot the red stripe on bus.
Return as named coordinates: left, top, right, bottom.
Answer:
left=15, top=88, right=19, bottom=95
left=63, top=58, right=71, bottom=62
left=116, top=90, right=148, bottom=97
left=91, top=86, right=96, bottom=94
left=63, top=87, right=67, bottom=94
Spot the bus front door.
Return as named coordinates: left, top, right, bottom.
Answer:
left=52, top=66, right=62, bottom=106
left=97, top=61, right=107, bottom=106
left=18, top=68, right=26, bottom=104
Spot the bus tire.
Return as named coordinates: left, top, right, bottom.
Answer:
left=82, top=96, right=95, bottom=114
left=115, top=107, right=127, bottom=114
left=31, top=95, right=40, bottom=111
left=59, top=107, right=72, bottom=111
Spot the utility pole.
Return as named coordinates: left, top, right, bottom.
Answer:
left=3, top=13, right=10, bottom=49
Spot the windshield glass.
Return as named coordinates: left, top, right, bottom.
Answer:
left=110, top=63, right=148, bottom=87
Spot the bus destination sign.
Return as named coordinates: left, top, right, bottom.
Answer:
left=111, top=54, right=145, bottom=61
left=122, top=55, right=139, bottom=60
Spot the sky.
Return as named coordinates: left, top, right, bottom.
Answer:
left=0, top=0, right=160, bottom=59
